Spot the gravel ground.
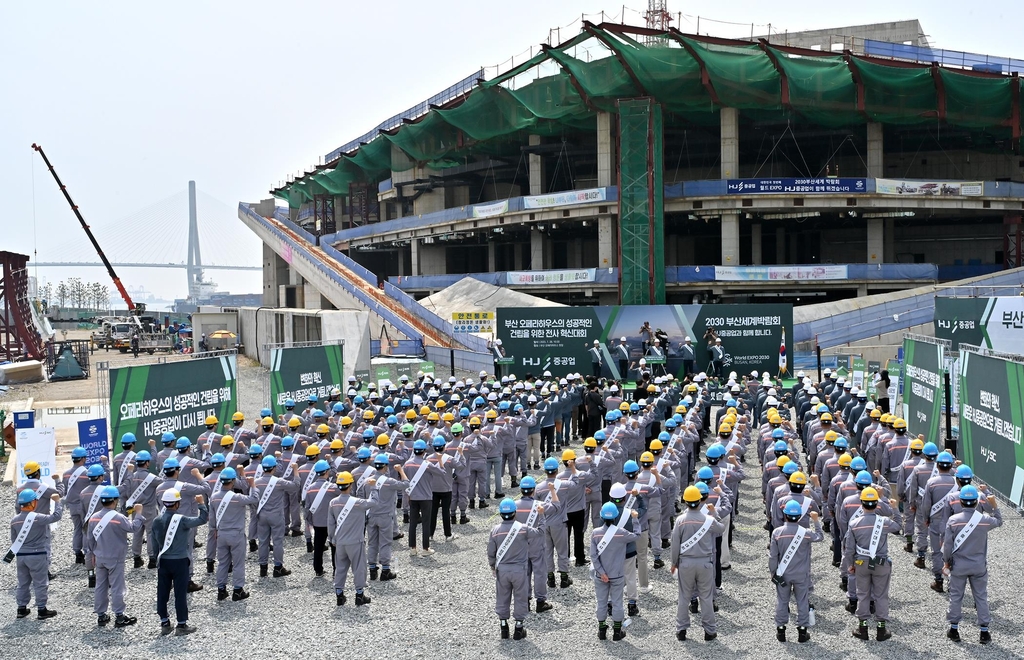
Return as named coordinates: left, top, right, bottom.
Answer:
left=1, top=408, right=1022, bottom=658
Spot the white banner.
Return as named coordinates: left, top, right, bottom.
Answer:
left=471, top=200, right=508, bottom=218
left=876, top=179, right=983, bottom=197
left=15, top=426, right=58, bottom=489
left=715, top=265, right=848, bottom=282
left=523, top=188, right=606, bottom=209
left=507, top=269, right=596, bottom=286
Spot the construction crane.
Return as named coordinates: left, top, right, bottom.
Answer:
left=31, top=143, right=145, bottom=316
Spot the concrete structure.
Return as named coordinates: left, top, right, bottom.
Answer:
left=753, top=20, right=930, bottom=51
left=235, top=306, right=371, bottom=374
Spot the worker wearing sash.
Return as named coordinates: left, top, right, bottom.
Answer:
left=253, top=455, right=300, bottom=578
left=894, top=438, right=925, bottom=553
left=842, top=486, right=902, bottom=641
left=119, top=451, right=160, bottom=569
left=919, top=450, right=958, bottom=593
left=8, top=490, right=63, bottom=620
left=203, top=453, right=227, bottom=574
left=327, top=471, right=375, bottom=607
left=769, top=500, right=824, bottom=643
left=488, top=497, right=542, bottom=640
left=80, top=464, right=109, bottom=588
left=943, top=485, right=1002, bottom=644
left=514, top=476, right=552, bottom=613
left=152, top=489, right=208, bottom=635
left=63, top=446, right=106, bottom=564
left=670, top=485, right=725, bottom=642
left=153, top=431, right=177, bottom=472
left=84, top=485, right=144, bottom=628
left=907, top=441, right=940, bottom=570
left=303, top=460, right=337, bottom=577
left=591, top=501, right=639, bottom=642
left=210, top=467, right=259, bottom=602
left=361, top=454, right=408, bottom=582
left=534, top=458, right=571, bottom=591
left=403, top=439, right=444, bottom=557
left=112, top=434, right=138, bottom=510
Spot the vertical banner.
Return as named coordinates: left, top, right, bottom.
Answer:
left=900, top=337, right=944, bottom=442
left=14, top=426, right=57, bottom=488
left=958, top=350, right=1024, bottom=507
left=108, top=355, right=238, bottom=453
left=78, top=419, right=110, bottom=483
left=269, top=343, right=345, bottom=417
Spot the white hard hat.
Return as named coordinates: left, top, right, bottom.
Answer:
left=593, top=340, right=600, bottom=345
left=797, top=371, right=805, bottom=378
left=715, top=337, right=722, bottom=343
left=865, top=401, right=876, bottom=410
left=766, top=397, right=778, bottom=406
left=465, top=378, right=474, bottom=385
left=620, top=337, right=627, bottom=342
left=494, top=339, right=502, bottom=346
left=161, top=489, right=182, bottom=504
left=639, top=358, right=647, bottom=366
left=685, top=336, right=691, bottom=342
left=543, top=371, right=551, bottom=377
left=808, top=388, right=817, bottom=395
left=768, top=388, right=777, bottom=396
left=637, top=398, right=647, bottom=406
left=751, top=370, right=759, bottom=378
left=610, top=385, right=619, bottom=392
left=811, top=396, right=820, bottom=404
left=479, top=370, right=487, bottom=378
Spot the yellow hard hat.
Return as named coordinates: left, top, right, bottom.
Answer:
left=583, top=437, right=597, bottom=448
left=376, top=434, right=390, bottom=446
left=777, top=455, right=791, bottom=468
left=646, top=384, right=657, bottom=393
left=427, top=412, right=440, bottom=422
left=838, top=454, right=853, bottom=467
left=363, top=410, right=375, bottom=420
left=910, top=438, right=925, bottom=450
left=205, top=416, right=218, bottom=426
left=825, top=430, right=838, bottom=443
left=330, top=439, right=345, bottom=450
left=683, top=486, right=703, bottom=503
left=405, top=410, right=417, bottom=420
left=419, top=406, right=431, bottom=416
left=220, top=436, right=235, bottom=447
left=726, top=406, right=737, bottom=416
left=769, top=414, right=782, bottom=425
left=23, top=461, right=41, bottom=474
left=893, top=418, right=907, bottom=430
left=640, top=451, right=655, bottom=463
left=649, top=439, right=664, bottom=451
left=718, top=423, right=732, bottom=434
left=724, top=413, right=737, bottom=425
left=341, top=416, right=353, bottom=426
left=686, top=384, right=698, bottom=392
left=316, top=424, right=330, bottom=435
left=261, top=416, right=274, bottom=426
left=441, top=412, right=454, bottom=422
left=767, top=407, right=778, bottom=417
left=789, top=471, right=808, bottom=486
left=870, top=408, right=882, bottom=419
left=619, top=402, right=630, bottom=412
left=485, top=410, right=497, bottom=420
left=469, top=417, right=482, bottom=426
left=288, top=417, right=302, bottom=428
left=675, top=405, right=686, bottom=414
left=860, top=486, right=880, bottom=502
left=305, top=445, right=320, bottom=457
left=561, top=449, right=577, bottom=461
left=880, top=413, right=892, bottom=424
left=434, top=400, right=446, bottom=409
left=820, top=412, right=833, bottom=422
left=336, top=471, right=354, bottom=486
left=232, top=412, right=245, bottom=422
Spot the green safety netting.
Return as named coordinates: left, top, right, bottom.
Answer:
left=383, top=112, right=462, bottom=163
left=614, top=43, right=710, bottom=113
left=546, top=48, right=640, bottom=110
left=941, top=69, right=1013, bottom=129
left=438, top=86, right=538, bottom=141
left=855, top=59, right=937, bottom=125
left=768, top=48, right=860, bottom=127
left=679, top=37, right=781, bottom=110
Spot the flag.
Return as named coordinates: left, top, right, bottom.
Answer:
left=778, top=327, right=788, bottom=376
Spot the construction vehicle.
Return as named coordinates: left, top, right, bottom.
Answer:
left=31, top=144, right=146, bottom=317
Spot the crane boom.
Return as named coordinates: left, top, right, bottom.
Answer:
left=31, top=143, right=144, bottom=315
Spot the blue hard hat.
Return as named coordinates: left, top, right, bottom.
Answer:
left=955, top=465, right=974, bottom=479
left=308, top=394, right=318, bottom=403
left=600, top=502, right=620, bottom=521
left=629, top=403, right=640, bottom=412
left=333, top=403, right=345, bottom=413
left=834, top=437, right=848, bottom=449
left=413, top=440, right=427, bottom=451
left=313, top=410, right=327, bottom=419
left=260, top=408, right=272, bottom=418
left=362, top=429, right=374, bottom=439
left=136, top=450, right=151, bottom=462
left=314, top=459, right=330, bottom=473
left=594, top=430, right=606, bottom=442
left=499, top=401, right=510, bottom=411
left=374, top=454, right=389, bottom=466
left=284, top=398, right=296, bottom=407
left=281, top=436, right=295, bottom=448
left=697, top=466, right=714, bottom=480
left=163, top=458, right=180, bottom=471
left=695, top=481, right=709, bottom=495
left=544, top=457, right=559, bottom=471
left=357, top=447, right=372, bottom=460
left=499, top=498, right=517, bottom=515
left=672, top=413, right=683, bottom=424
left=783, top=499, right=803, bottom=518
left=460, top=407, right=471, bottom=418
left=384, top=406, right=395, bottom=415
left=923, top=442, right=939, bottom=457
left=623, top=460, right=640, bottom=475
left=210, top=453, right=226, bottom=465
left=520, top=476, right=536, bottom=489
left=71, top=447, right=88, bottom=459
left=726, top=399, right=738, bottom=408
left=706, top=444, right=726, bottom=459
left=817, top=404, right=830, bottom=413
left=855, top=470, right=873, bottom=486
left=402, top=399, right=412, bottom=408
left=121, top=433, right=137, bottom=445
left=474, top=396, right=485, bottom=407
left=850, top=457, right=867, bottom=471
left=248, top=444, right=263, bottom=456
left=513, top=404, right=524, bottom=413
left=220, top=467, right=238, bottom=481
left=937, top=451, right=954, bottom=464
left=353, top=396, right=365, bottom=406
left=17, top=489, right=38, bottom=505
left=605, top=411, right=616, bottom=421
left=665, top=419, right=677, bottom=429
left=87, top=464, right=105, bottom=477
left=432, top=437, right=446, bottom=448
left=658, top=431, right=672, bottom=442
left=613, top=410, right=623, bottom=420
left=772, top=428, right=786, bottom=439
left=773, top=440, right=789, bottom=452
left=387, top=415, right=398, bottom=425
left=959, top=485, right=979, bottom=501
left=261, top=456, right=277, bottom=469
left=782, top=462, right=798, bottom=475
left=175, top=437, right=191, bottom=450
left=161, top=431, right=176, bottom=444
left=100, top=485, right=120, bottom=500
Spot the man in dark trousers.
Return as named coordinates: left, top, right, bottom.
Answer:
left=710, top=338, right=725, bottom=379
left=680, top=336, right=696, bottom=380
left=614, top=337, right=630, bottom=381
left=153, top=489, right=208, bottom=636
left=589, top=340, right=603, bottom=378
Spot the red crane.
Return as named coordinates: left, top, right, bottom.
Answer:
left=31, top=144, right=144, bottom=315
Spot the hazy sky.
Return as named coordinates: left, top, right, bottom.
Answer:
left=2, top=1, right=1021, bottom=301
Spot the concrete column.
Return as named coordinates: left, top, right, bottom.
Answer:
left=531, top=230, right=548, bottom=270
left=720, top=107, right=739, bottom=179
left=487, top=242, right=496, bottom=273
left=884, top=219, right=896, bottom=263
left=867, top=219, right=884, bottom=264
left=598, top=216, right=615, bottom=268
left=397, top=249, right=406, bottom=277
left=262, top=243, right=279, bottom=306
left=513, top=243, right=524, bottom=270
left=751, top=223, right=763, bottom=265
left=528, top=135, right=545, bottom=196
left=867, top=122, right=884, bottom=178
left=597, top=112, right=614, bottom=187
left=721, top=212, right=740, bottom=265
left=411, top=239, right=421, bottom=275
left=776, top=227, right=786, bottom=264
left=570, top=238, right=583, bottom=268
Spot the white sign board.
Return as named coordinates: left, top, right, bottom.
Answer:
left=15, top=426, right=58, bottom=488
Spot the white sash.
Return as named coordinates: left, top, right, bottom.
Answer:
left=904, top=463, right=916, bottom=492
left=799, top=497, right=812, bottom=517
left=302, top=468, right=318, bottom=499
left=34, top=482, right=49, bottom=498
left=525, top=500, right=541, bottom=527
left=951, top=510, right=984, bottom=554
left=595, top=524, right=620, bottom=557
left=678, top=516, right=716, bottom=554
left=179, top=456, right=192, bottom=471
left=331, top=497, right=358, bottom=537
left=224, top=451, right=237, bottom=467
left=8, top=513, right=38, bottom=556
left=283, top=454, right=299, bottom=479
left=309, top=483, right=331, bottom=514
left=118, top=451, right=136, bottom=485
left=776, top=525, right=808, bottom=577
left=85, top=488, right=103, bottom=519
left=126, top=473, right=157, bottom=507
left=66, top=466, right=87, bottom=492
left=494, top=521, right=523, bottom=567
left=215, top=492, right=235, bottom=525
left=91, top=509, right=119, bottom=541
left=356, top=465, right=376, bottom=490
left=917, top=462, right=936, bottom=498
left=405, top=459, right=429, bottom=495
left=255, top=464, right=265, bottom=479
left=256, top=477, right=279, bottom=514
left=866, top=515, right=887, bottom=558
left=544, top=478, right=563, bottom=503
left=157, top=514, right=183, bottom=560
left=930, top=485, right=959, bottom=517
left=374, top=475, right=389, bottom=491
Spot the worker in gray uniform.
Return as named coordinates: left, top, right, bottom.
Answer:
left=80, top=463, right=110, bottom=587
left=670, top=485, right=725, bottom=642
left=592, top=501, right=639, bottom=641
left=842, top=486, right=902, bottom=641
left=303, top=459, right=337, bottom=577
left=153, top=431, right=177, bottom=472
left=154, top=458, right=211, bottom=592
left=210, top=467, right=258, bottom=601
left=152, top=489, right=208, bottom=635
left=534, top=458, right=571, bottom=590
left=943, top=485, right=1002, bottom=644
left=361, top=453, right=408, bottom=581
left=327, top=471, right=375, bottom=607
left=84, top=485, right=144, bottom=627
left=253, top=455, right=299, bottom=577
left=9, top=490, right=63, bottom=620
left=919, top=450, right=957, bottom=592
left=62, top=446, right=104, bottom=564
left=769, top=500, right=824, bottom=643
left=120, top=451, right=161, bottom=569
left=488, top=497, right=543, bottom=640
left=907, top=441, right=940, bottom=569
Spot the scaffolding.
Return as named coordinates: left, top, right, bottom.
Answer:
left=0, top=251, right=44, bottom=362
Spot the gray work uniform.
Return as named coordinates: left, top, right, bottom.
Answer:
left=920, top=471, right=958, bottom=574
left=591, top=523, right=638, bottom=623
left=10, top=500, right=64, bottom=609
left=210, top=487, right=259, bottom=589
left=769, top=519, right=824, bottom=627
left=279, top=450, right=303, bottom=532
left=515, top=497, right=549, bottom=601
left=943, top=506, right=1003, bottom=628
left=84, top=507, right=145, bottom=616
left=119, top=469, right=162, bottom=559
left=327, top=492, right=374, bottom=594
left=842, top=508, right=903, bottom=622
left=488, top=519, right=542, bottom=621
left=907, top=458, right=937, bottom=553
left=534, top=477, right=570, bottom=573
left=253, top=471, right=300, bottom=567
left=358, top=470, right=407, bottom=570
left=670, top=508, right=725, bottom=634
left=62, top=463, right=99, bottom=553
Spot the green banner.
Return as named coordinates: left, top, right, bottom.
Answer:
left=109, top=355, right=237, bottom=453
left=959, top=350, right=1024, bottom=507
left=370, top=360, right=435, bottom=386
left=270, top=344, right=345, bottom=417
left=900, top=338, right=944, bottom=441
left=935, top=296, right=1024, bottom=352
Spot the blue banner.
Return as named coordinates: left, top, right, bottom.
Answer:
left=78, top=418, right=110, bottom=484
left=727, top=178, right=867, bottom=195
